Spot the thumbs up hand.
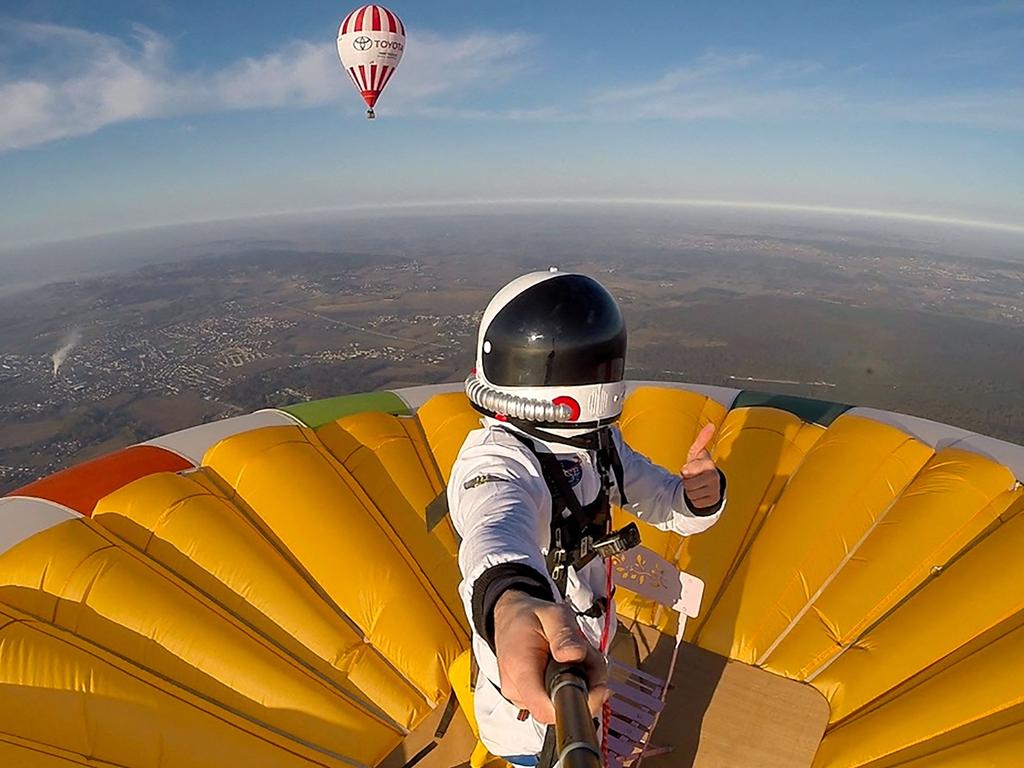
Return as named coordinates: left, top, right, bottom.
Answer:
left=680, top=423, right=722, bottom=510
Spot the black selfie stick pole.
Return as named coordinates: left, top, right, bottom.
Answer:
left=545, top=660, right=603, bottom=768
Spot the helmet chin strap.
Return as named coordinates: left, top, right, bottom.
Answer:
left=506, top=419, right=630, bottom=507
left=508, top=419, right=607, bottom=451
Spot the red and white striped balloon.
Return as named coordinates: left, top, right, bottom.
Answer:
left=337, top=5, right=406, bottom=119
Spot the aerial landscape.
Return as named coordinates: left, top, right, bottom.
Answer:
left=1, top=2, right=1023, bottom=767
left=1, top=205, right=1021, bottom=492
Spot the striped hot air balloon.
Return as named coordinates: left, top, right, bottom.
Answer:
left=337, top=5, right=406, bottom=119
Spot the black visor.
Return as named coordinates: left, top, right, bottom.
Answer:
left=482, top=274, right=627, bottom=387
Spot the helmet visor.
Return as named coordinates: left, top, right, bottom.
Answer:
left=482, top=274, right=627, bottom=387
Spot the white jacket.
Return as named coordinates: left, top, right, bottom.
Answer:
left=448, top=418, right=724, bottom=759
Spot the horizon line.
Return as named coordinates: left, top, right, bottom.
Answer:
left=5, top=196, right=1023, bottom=250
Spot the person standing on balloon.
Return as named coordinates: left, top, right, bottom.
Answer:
left=448, top=270, right=726, bottom=765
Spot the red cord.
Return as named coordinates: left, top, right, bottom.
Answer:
left=599, top=557, right=613, bottom=764
left=598, top=557, right=610, bottom=651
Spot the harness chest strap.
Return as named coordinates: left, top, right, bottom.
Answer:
left=425, top=424, right=635, bottom=601
left=500, top=426, right=631, bottom=600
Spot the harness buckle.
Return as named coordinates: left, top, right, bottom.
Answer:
left=579, top=535, right=593, bottom=560
left=591, top=523, right=641, bottom=559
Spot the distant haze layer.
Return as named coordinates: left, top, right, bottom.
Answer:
left=2, top=203, right=1022, bottom=492
left=1, top=201, right=1022, bottom=295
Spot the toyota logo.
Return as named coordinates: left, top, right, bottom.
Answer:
left=353, top=36, right=372, bottom=51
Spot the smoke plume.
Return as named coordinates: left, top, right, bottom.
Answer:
left=52, top=329, right=82, bottom=377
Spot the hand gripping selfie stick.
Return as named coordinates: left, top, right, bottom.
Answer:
left=545, top=660, right=603, bottom=768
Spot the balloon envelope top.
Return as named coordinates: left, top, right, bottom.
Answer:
left=2, top=380, right=1024, bottom=766
left=337, top=4, right=406, bottom=116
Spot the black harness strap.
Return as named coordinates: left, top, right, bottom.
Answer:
left=397, top=741, right=438, bottom=768
left=508, top=421, right=629, bottom=507
left=425, top=491, right=449, bottom=532
left=537, top=724, right=558, bottom=768
left=397, top=692, right=460, bottom=768
left=501, top=426, right=628, bottom=600
left=433, top=689, right=460, bottom=739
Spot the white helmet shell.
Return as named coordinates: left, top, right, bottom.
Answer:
left=466, top=269, right=627, bottom=429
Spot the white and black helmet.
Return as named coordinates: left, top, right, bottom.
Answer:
left=465, top=269, right=627, bottom=429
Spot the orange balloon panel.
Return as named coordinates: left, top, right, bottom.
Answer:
left=7, top=445, right=193, bottom=515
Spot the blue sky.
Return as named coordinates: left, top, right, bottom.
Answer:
left=1, top=1, right=1022, bottom=246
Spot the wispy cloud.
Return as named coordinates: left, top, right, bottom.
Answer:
left=587, top=52, right=842, bottom=120
left=2, top=19, right=1022, bottom=151
left=586, top=50, right=1024, bottom=130
left=386, top=32, right=534, bottom=106
left=871, top=91, right=1024, bottom=131
left=882, top=0, right=1024, bottom=34
left=0, top=23, right=175, bottom=149
left=870, top=3, right=1024, bottom=74
left=0, top=22, right=535, bottom=151
left=207, top=40, right=340, bottom=111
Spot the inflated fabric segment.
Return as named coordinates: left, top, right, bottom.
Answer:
left=0, top=497, right=78, bottom=555
left=617, top=384, right=728, bottom=560
left=398, top=415, right=458, bottom=551
left=810, top=617, right=1024, bottom=768
left=316, top=412, right=468, bottom=634
left=448, top=650, right=479, bottom=737
left=396, top=413, right=464, bottom=556
left=6, top=445, right=193, bottom=515
left=848, top=406, right=1024, bottom=482
left=697, top=414, right=934, bottom=664
left=91, top=469, right=421, bottom=730
left=203, top=425, right=464, bottom=715
left=811, top=495, right=1024, bottom=727
left=0, top=604, right=353, bottom=768
left=445, top=651, right=504, bottom=768
left=391, top=383, right=465, bottom=411
left=0, top=738, right=94, bottom=768
left=686, top=407, right=825, bottom=644
left=0, top=519, right=399, bottom=766
left=399, top=415, right=447, bottom=497
left=625, top=380, right=741, bottom=410
left=764, top=448, right=1021, bottom=680
left=879, top=719, right=1024, bottom=767
left=143, top=409, right=299, bottom=465
left=415, top=393, right=482, bottom=483
left=614, top=385, right=727, bottom=632
left=284, top=392, right=410, bottom=429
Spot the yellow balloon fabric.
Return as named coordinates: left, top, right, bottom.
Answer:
left=1, top=382, right=1022, bottom=767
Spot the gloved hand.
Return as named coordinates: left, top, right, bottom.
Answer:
left=492, top=589, right=609, bottom=724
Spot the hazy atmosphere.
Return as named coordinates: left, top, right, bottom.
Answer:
left=1, top=1, right=1022, bottom=247
left=1, top=1, right=1022, bottom=488
left=2, top=4, right=1024, bottom=767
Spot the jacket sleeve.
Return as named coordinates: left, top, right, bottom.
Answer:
left=448, top=434, right=560, bottom=652
left=613, top=427, right=725, bottom=536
